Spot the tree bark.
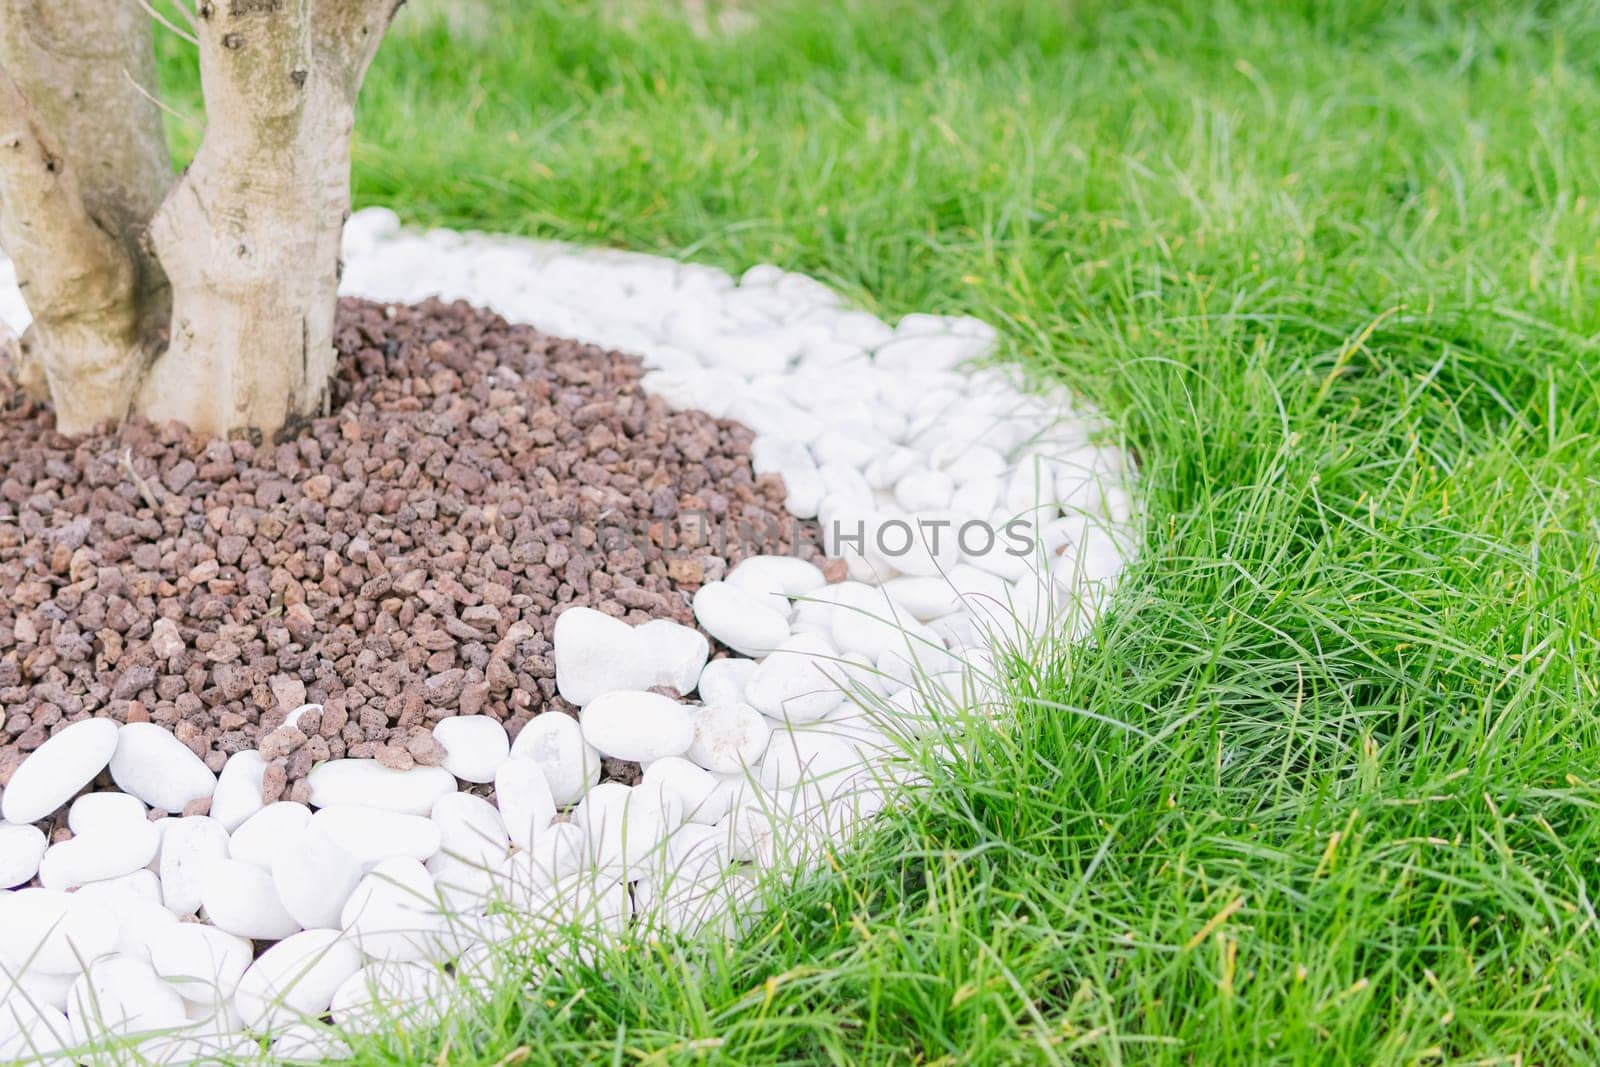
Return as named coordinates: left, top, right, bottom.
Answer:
left=0, top=0, right=174, bottom=405
left=0, top=0, right=399, bottom=438
left=137, top=0, right=401, bottom=436
left=0, top=67, right=146, bottom=432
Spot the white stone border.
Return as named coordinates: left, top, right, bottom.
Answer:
left=0, top=213, right=1136, bottom=1063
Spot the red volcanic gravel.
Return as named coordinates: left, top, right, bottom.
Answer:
left=0, top=297, right=828, bottom=807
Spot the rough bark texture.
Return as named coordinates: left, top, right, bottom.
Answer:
left=0, top=0, right=173, bottom=301
left=0, top=67, right=146, bottom=432
left=0, top=0, right=401, bottom=438
left=0, top=0, right=174, bottom=415
left=139, top=0, right=400, bottom=436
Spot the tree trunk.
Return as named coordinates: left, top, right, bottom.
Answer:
left=137, top=0, right=399, bottom=436
left=0, top=68, right=146, bottom=432
left=0, top=0, right=172, bottom=430
left=0, top=0, right=400, bottom=438
left=0, top=0, right=173, bottom=306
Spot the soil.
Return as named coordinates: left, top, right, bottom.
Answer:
left=0, top=297, right=828, bottom=810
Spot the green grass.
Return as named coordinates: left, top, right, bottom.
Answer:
left=157, top=1, right=1600, bottom=1062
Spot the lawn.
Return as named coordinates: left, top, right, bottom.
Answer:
left=157, top=0, right=1600, bottom=1062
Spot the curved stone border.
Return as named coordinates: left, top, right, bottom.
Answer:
left=0, top=213, right=1136, bottom=1063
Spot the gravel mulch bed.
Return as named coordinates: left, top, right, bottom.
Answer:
left=0, top=297, right=825, bottom=809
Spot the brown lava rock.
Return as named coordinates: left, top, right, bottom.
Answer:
left=0, top=298, right=823, bottom=797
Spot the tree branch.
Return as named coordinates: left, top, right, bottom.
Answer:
left=314, top=0, right=404, bottom=98
left=189, top=0, right=313, bottom=131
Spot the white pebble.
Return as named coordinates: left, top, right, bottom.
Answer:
left=209, top=750, right=268, bottom=831
left=4, top=974, right=66, bottom=1024
left=138, top=1031, right=259, bottom=1066
left=494, top=758, right=557, bottom=851
left=0, top=1001, right=70, bottom=1062
left=1050, top=519, right=1130, bottom=585
left=580, top=690, right=694, bottom=763
left=65, top=957, right=187, bottom=1044
left=811, top=708, right=901, bottom=761
left=695, top=774, right=756, bottom=828
left=159, top=816, right=230, bottom=916
left=641, top=757, right=719, bottom=823
left=340, top=858, right=444, bottom=963
left=879, top=687, right=946, bottom=738
left=330, top=960, right=450, bottom=1030
left=639, top=367, right=725, bottom=414
left=38, top=817, right=159, bottom=890
left=941, top=444, right=1006, bottom=483
left=66, top=792, right=147, bottom=836
left=0, top=888, right=118, bottom=973
left=997, top=461, right=1057, bottom=522
left=432, top=716, right=510, bottom=784
left=310, top=806, right=441, bottom=868
left=823, top=650, right=891, bottom=700
left=635, top=618, right=711, bottom=695
left=0, top=718, right=119, bottom=824
left=779, top=453, right=825, bottom=517
left=67, top=880, right=177, bottom=963
left=271, top=827, right=365, bottom=930
left=874, top=332, right=989, bottom=373
left=552, top=606, right=637, bottom=706
left=685, top=702, right=771, bottom=774
left=696, top=657, right=758, bottom=707
left=882, top=575, right=962, bottom=621
left=750, top=433, right=807, bottom=476
left=666, top=822, right=736, bottom=885
left=428, top=853, right=499, bottom=917
left=759, top=729, right=863, bottom=796
left=871, top=510, right=961, bottom=578
left=575, top=783, right=679, bottom=874
left=431, top=792, right=509, bottom=868
left=0, top=823, right=47, bottom=889
left=94, top=867, right=164, bottom=904
left=692, top=581, right=790, bottom=656
left=726, top=555, right=827, bottom=602
left=949, top=476, right=1000, bottom=518
left=744, top=633, right=845, bottom=723
left=508, top=712, right=599, bottom=808
left=894, top=468, right=955, bottom=512
left=149, top=924, right=252, bottom=1005
left=229, top=801, right=310, bottom=867
left=812, top=427, right=887, bottom=469
left=108, top=722, right=217, bottom=813
left=343, top=204, right=401, bottom=247
left=878, top=643, right=966, bottom=688
left=863, top=446, right=923, bottom=490
left=495, top=821, right=587, bottom=907
left=817, top=459, right=874, bottom=505
left=198, top=858, right=301, bottom=940
left=945, top=563, right=1011, bottom=608
left=234, top=928, right=362, bottom=1032
left=828, top=581, right=933, bottom=660
left=271, top=1022, right=352, bottom=1062
left=739, top=264, right=784, bottom=288
left=305, top=760, right=456, bottom=815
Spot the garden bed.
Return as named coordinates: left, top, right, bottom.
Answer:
left=0, top=298, right=824, bottom=806
left=0, top=217, right=1134, bottom=1063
